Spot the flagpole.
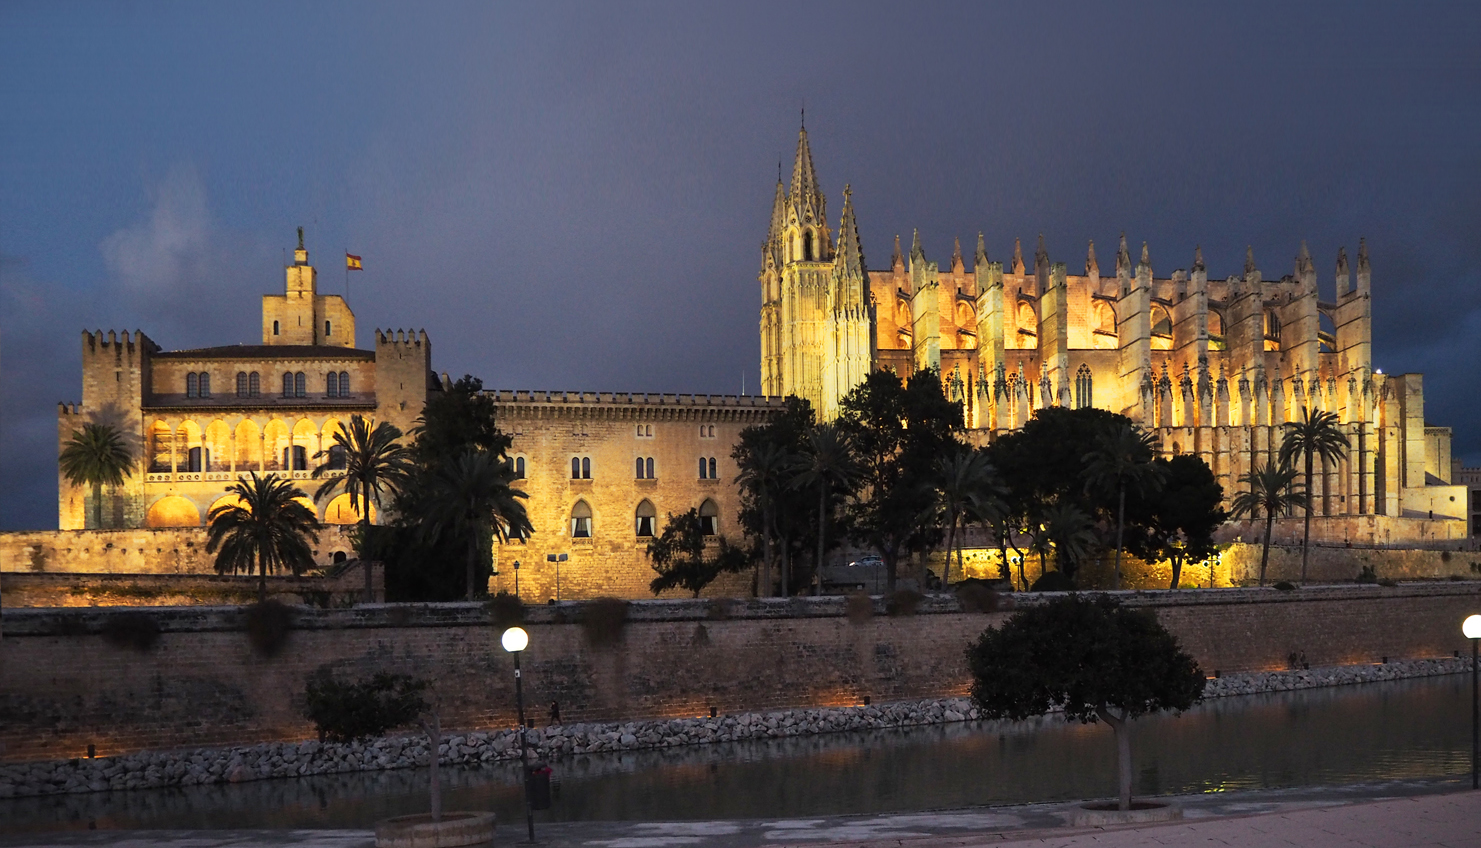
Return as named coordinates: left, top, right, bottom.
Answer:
left=345, top=247, right=350, bottom=300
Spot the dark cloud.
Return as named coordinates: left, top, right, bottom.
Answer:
left=2, top=1, right=1480, bottom=529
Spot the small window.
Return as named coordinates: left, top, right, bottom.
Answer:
left=282, top=372, right=294, bottom=397
left=698, top=457, right=708, bottom=479
left=637, top=425, right=645, bottom=438
left=636, top=457, right=646, bottom=479
left=513, top=456, right=526, bottom=479
left=186, top=373, right=198, bottom=398
left=294, top=371, right=306, bottom=398
left=249, top=371, right=260, bottom=397
left=581, top=456, right=591, bottom=479
left=327, top=444, right=347, bottom=470
left=645, top=457, right=655, bottom=479
left=186, top=446, right=205, bottom=473
left=285, top=445, right=307, bottom=471
left=708, top=457, right=717, bottom=479
left=339, top=371, right=349, bottom=395
left=199, top=372, right=210, bottom=397
left=273, top=320, right=280, bottom=336
left=572, top=457, right=581, bottom=479
left=635, top=499, right=656, bottom=537
left=325, top=320, right=332, bottom=337
left=236, top=372, right=248, bottom=397
left=326, top=372, right=339, bottom=397
left=699, top=499, right=719, bottom=535
left=571, top=500, right=593, bottom=538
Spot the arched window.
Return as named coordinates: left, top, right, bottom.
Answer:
left=294, top=371, right=306, bottom=398
left=273, top=320, right=280, bottom=336
left=187, top=446, right=208, bottom=473
left=582, top=456, right=591, bottom=479
left=282, top=372, right=294, bottom=397
left=635, top=499, right=656, bottom=537
left=198, top=373, right=210, bottom=397
left=1075, top=364, right=1093, bottom=410
left=325, top=320, right=332, bottom=337
left=572, top=457, right=582, bottom=479
left=708, top=457, right=717, bottom=479
left=803, top=231, right=814, bottom=261
left=248, top=371, right=260, bottom=397
left=645, top=457, right=655, bottom=479
left=698, top=457, right=708, bottom=479
left=186, top=373, right=198, bottom=398
left=571, top=500, right=592, bottom=538
left=285, top=445, right=307, bottom=471
left=326, top=372, right=339, bottom=397
left=635, top=457, right=646, bottom=479
left=236, top=372, right=248, bottom=397
left=339, top=371, right=349, bottom=395
left=699, top=499, right=719, bottom=536
left=327, top=444, right=347, bottom=470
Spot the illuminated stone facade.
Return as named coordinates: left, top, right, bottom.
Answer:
left=761, top=128, right=1467, bottom=538
left=57, top=241, right=433, bottom=531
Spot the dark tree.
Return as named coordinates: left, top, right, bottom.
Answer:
left=1124, top=455, right=1227, bottom=589
left=646, top=508, right=750, bottom=597
left=206, top=472, right=321, bottom=603
left=1278, top=408, right=1349, bottom=585
left=312, top=414, right=413, bottom=602
left=1230, top=462, right=1306, bottom=587
left=968, top=595, right=1205, bottom=810
left=58, top=422, right=133, bottom=530
left=733, top=397, right=813, bottom=595
left=1083, top=423, right=1165, bottom=589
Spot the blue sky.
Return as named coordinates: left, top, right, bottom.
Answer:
left=3, top=1, right=1480, bottom=529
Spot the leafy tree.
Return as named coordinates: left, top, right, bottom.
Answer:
left=206, top=472, right=321, bottom=603
left=933, top=447, right=1006, bottom=588
left=789, top=423, right=858, bottom=595
left=59, top=422, right=133, bottom=530
left=304, top=671, right=428, bottom=742
left=734, top=397, right=813, bottom=595
left=968, top=595, right=1205, bottom=810
left=1124, top=455, right=1227, bottom=589
left=312, top=414, right=413, bottom=602
left=1278, top=408, right=1349, bottom=585
left=410, top=375, right=512, bottom=465
left=1041, top=501, right=1098, bottom=581
left=1229, top=462, right=1306, bottom=587
left=838, top=368, right=962, bottom=591
left=1083, top=423, right=1165, bottom=589
left=419, top=450, right=532, bottom=600
left=646, top=508, right=750, bottom=597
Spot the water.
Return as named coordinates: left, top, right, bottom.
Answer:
left=1, top=674, right=1472, bottom=834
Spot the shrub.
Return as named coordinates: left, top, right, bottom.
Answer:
left=484, top=591, right=525, bottom=628
left=1029, top=570, right=1075, bottom=592
left=581, top=597, right=629, bottom=647
left=1377, top=577, right=1399, bottom=587
left=955, top=578, right=1001, bottom=614
left=706, top=597, right=735, bottom=620
left=845, top=591, right=873, bottom=623
left=885, top=588, right=923, bottom=617
left=304, top=671, right=428, bottom=742
left=1356, top=565, right=1378, bottom=584
left=245, top=600, right=295, bottom=657
left=101, top=612, right=160, bottom=652
left=1272, top=580, right=1297, bottom=591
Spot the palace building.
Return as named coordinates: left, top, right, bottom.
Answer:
left=57, top=234, right=434, bottom=532
left=760, top=127, right=1467, bottom=539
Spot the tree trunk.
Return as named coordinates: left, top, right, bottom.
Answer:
left=465, top=532, right=478, bottom=601
left=942, top=512, right=958, bottom=589
left=257, top=549, right=267, bottom=605
left=360, top=509, right=374, bottom=604
left=1301, top=450, right=1314, bottom=586
left=1169, top=552, right=1182, bottom=590
left=815, top=482, right=827, bottom=597
left=761, top=504, right=774, bottom=597
left=92, top=481, right=104, bottom=530
left=1113, top=485, right=1126, bottom=590
left=1260, top=512, right=1275, bottom=587
left=421, top=714, right=443, bottom=822
left=780, top=539, right=791, bottom=597
left=1097, top=706, right=1133, bottom=811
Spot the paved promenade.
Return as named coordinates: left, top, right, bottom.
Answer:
left=1, top=787, right=1477, bottom=848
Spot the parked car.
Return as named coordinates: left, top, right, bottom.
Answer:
left=822, top=555, right=886, bottom=593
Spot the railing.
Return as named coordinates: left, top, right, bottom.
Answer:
left=140, top=469, right=347, bottom=483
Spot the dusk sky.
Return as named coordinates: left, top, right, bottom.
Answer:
left=2, top=1, right=1480, bottom=530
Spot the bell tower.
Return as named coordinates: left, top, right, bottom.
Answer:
left=261, top=227, right=357, bottom=348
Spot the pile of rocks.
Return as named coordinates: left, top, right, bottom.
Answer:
left=0, top=657, right=1468, bottom=799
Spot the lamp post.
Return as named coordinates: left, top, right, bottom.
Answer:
left=501, top=626, right=535, bottom=841
left=1464, top=614, right=1481, bottom=790
left=512, top=560, right=520, bottom=597
left=546, top=553, right=568, bottom=601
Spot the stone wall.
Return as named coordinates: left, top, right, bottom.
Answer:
left=0, top=526, right=358, bottom=576
left=2, top=582, right=1477, bottom=764
left=0, top=566, right=380, bottom=609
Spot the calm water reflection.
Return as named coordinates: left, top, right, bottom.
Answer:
left=1, top=674, right=1471, bottom=834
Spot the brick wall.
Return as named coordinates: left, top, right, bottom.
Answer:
left=2, top=583, right=1478, bottom=763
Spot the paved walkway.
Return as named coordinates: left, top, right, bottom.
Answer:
left=2, top=786, right=1477, bottom=848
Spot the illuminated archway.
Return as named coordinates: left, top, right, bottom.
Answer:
left=324, top=493, right=375, bottom=525
left=146, top=496, right=201, bottom=528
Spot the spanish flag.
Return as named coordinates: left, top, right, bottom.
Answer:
left=346, top=253, right=363, bottom=271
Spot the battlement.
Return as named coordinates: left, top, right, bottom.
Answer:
left=57, top=402, right=82, bottom=416
left=375, top=328, right=429, bottom=347
left=485, top=389, right=786, bottom=408
left=81, top=330, right=157, bottom=355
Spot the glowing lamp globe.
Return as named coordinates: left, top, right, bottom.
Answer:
left=1464, top=615, right=1481, bottom=640
left=501, top=626, right=529, bottom=653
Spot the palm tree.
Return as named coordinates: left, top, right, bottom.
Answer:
left=421, top=450, right=533, bottom=600
left=1229, top=462, right=1306, bottom=587
left=313, top=415, right=413, bottom=603
left=933, top=448, right=1004, bottom=588
left=1043, top=501, right=1098, bottom=580
left=1084, top=423, right=1165, bottom=590
left=206, top=472, right=321, bottom=603
left=1278, top=407, right=1349, bottom=585
left=736, top=441, right=790, bottom=597
left=789, top=424, right=858, bottom=596
left=59, top=422, right=133, bottom=530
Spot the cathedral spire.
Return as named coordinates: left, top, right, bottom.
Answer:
left=834, top=184, right=866, bottom=278
left=1012, top=238, right=1025, bottom=275
left=1139, top=241, right=1150, bottom=269
left=1245, top=245, right=1256, bottom=276
left=789, top=125, right=826, bottom=228
left=892, top=234, right=903, bottom=270
left=1193, top=245, right=1205, bottom=273
left=951, top=237, right=964, bottom=272
left=975, top=232, right=988, bottom=267
left=1357, top=237, right=1369, bottom=272
left=1086, top=240, right=1099, bottom=276
left=1034, top=234, right=1048, bottom=274
left=1116, top=233, right=1130, bottom=275
left=1297, top=240, right=1312, bottom=277
left=910, top=229, right=925, bottom=264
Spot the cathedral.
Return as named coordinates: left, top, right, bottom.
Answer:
left=760, top=128, right=1466, bottom=538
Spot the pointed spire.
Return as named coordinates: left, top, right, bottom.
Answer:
left=1336, top=246, right=1350, bottom=277
left=1116, top=233, right=1130, bottom=274
left=1193, top=245, right=1205, bottom=273
left=892, top=234, right=903, bottom=269
left=1012, top=238, right=1025, bottom=275
left=1034, top=234, right=1048, bottom=274
left=789, top=125, right=826, bottom=227
left=975, top=232, right=988, bottom=267
left=834, top=184, right=866, bottom=278
left=951, top=237, right=964, bottom=272
left=1244, top=245, right=1256, bottom=276
left=1139, top=241, right=1150, bottom=269
left=910, top=229, right=925, bottom=263
left=1357, top=237, right=1369, bottom=272
left=1086, top=240, right=1099, bottom=276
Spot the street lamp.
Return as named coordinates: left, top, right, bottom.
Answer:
left=1464, top=614, right=1481, bottom=790
left=547, top=553, right=568, bottom=601
left=501, top=626, right=535, bottom=841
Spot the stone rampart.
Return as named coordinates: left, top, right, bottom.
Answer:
left=2, top=583, right=1478, bottom=763
left=0, top=526, right=358, bottom=576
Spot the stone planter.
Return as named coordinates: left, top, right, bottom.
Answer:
left=1067, top=801, right=1181, bottom=827
left=375, top=811, right=496, bottom=848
